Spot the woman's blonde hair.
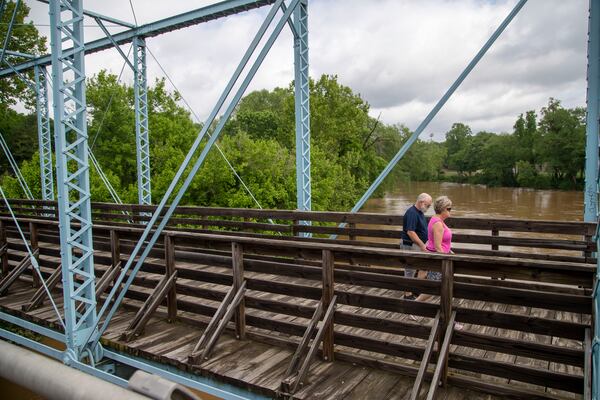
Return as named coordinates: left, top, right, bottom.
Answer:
left=434, top=196, right=452, bottom=214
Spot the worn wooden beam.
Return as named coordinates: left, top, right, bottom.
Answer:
left=232, top=242, right=245, bottom=339
left=426, top=311, right=456, bottom=400
left=410, top=311, right=441, bottom=400
left=21, top=263, right=62, bottom=312
left=0, top=220, right=7, bottom=277
left=165, top=234, right=178, bottom=322
left=584, top=328, right=592, bottom=400
left=0, top=249, right=38, bottom=296
left=28, top=222, right=40, bottom=287
left=291, top=295, right=337, bottom=393
left=322, top=249, right=334, bottom=362
left=188, top=283, right=238, bottom=364
left=280, top=301, right=324, bottom=394
left=121, top=271, right=178, bottom=341
left=199, top=281, right=246, bottom=361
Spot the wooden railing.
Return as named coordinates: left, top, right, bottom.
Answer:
left=0, top=214, right=593, bottom=399
left=0, top=199, right=596, bottom=264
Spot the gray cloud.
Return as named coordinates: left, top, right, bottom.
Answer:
left=23, top=0, right=588, bottom=139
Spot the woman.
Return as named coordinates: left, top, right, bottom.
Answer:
left=415, top=195, right=453, bottom=302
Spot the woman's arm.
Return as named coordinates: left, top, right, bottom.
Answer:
left=432, top=221, right=444, bottom=253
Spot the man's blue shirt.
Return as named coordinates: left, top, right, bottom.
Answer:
left=401, top=205, right=427, bottom=246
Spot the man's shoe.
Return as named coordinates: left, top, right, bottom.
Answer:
left=404, top=294, right=417, bottom=301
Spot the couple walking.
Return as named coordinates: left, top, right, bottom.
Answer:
left=400, top=193, right=453, bottom=301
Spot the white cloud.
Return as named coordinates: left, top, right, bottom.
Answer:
left=23, top=0, right=588, bottom=139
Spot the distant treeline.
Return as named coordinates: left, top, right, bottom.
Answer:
left=0, top=72, right=586, bottom=213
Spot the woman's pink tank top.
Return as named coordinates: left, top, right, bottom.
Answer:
left=426, top=216, right=452, bottom=253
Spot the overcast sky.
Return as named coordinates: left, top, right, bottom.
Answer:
left=25, top=0, right=589, bottom=141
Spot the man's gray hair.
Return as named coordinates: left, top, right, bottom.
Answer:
left=416, top=193, right=432, bottom=203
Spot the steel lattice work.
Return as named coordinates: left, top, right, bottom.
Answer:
left=34, top=65, right=54, bottom=202
left=48, top=0, right=97, bottom=356
left=133, top=37, right=151, bottom=206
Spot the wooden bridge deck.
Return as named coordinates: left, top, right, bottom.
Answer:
left=0, top=202, right=594, bottom=400
left=0, top=241, right=587, bottom=400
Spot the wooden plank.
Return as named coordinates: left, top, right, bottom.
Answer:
left=584, top=328, right=592, bottom=400
left=189, top=283, right=237, bottom=362
left=440, top=259, right=453, bottom=385
left=232, top=242, right=245, bottom=340
left=165, top=234, right=177, bottom=322
left=28, top=222, right=40, bottom=287
left=292, top=296, right=337, bottom=393
left=410, top=311, right=440, bottom=400
left=454, top=282, right=591, bottom=314
left=0, top=249, right=38, bottom=295
left=453, top=328, right=583, bottom=367
left=200, top=281, right=247, bottom=361
left=122, top=271, right=178, bottom=341
left=282, top=301, right=324, bottom=390
left=455, top=307, right=587, bottom=341
left=322, top=249, right=334, bottom=362
left=21, top=263, right=62, bottom=312
left=448, top=353, right=583, bottom=393
left=0, top=220, right=7, bottom=277
left=426, top=311, right=456, bottom=400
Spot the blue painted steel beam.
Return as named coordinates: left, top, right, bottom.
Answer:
left=49, top=0, right=97, bottom=358
left=0, top=49, right=35, bottom=59
left=347, top=0, right=528, bottom=214
left=586, top=0, right=600, bottom=223
left=89, top=0, right=296, bottom=347
left=36, top=0, right=135, bottom=28
left=133, top=37, right=151, bottom=206
left=0, top=0, right=20, bottom=68
left=105, top=349, right=269, bottom=400
left=0, top=312, right=267, bottom=399
left=0, top=0, right=276, bottom=78
left=293, top=0, right=311, bottom=235
left=94, top=18, right=135, bottom=70
left=35, top=65, right=55, bottom=202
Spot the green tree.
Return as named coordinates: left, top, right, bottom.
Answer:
left=445, top=123, right=473, bottom=175
left=0, top=1, right=47, bottom=109
left=537, top=98, right=585, bottom=189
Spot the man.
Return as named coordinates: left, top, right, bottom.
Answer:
left=400, top=193, right=432, bottom=300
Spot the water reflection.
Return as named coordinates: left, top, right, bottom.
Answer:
left=364, top=182, right=583, bottom=222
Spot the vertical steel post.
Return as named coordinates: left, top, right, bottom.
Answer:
left=133, top=36, right=151, bottom=206
left=34, top=65, right=54, bottom=202
left=49, top=0, right=97, bottom=359
left=586, top=0, right=600, bottom=223
left=293, top=0, right=311, bottom=235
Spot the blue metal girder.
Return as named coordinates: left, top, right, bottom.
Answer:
left=36, top=0, right=135, bottom=28
left=133, top=37, right=151, bottom=206
left=0, top=0, right=277, bottom=78
left=34, top=65, right=55, bottom=202
left=586, top=0, right=600, bottom=223
left=49, top=0, right=97, bottom=358
left=293, top=0, right=311, bottom=234
left=348, top=0, right=528, bottom=214
left=589, top=3, right=600, bottom=398
left=0, top=0, right=20, bottom=68
left=88, top=0, right=297, bottom=348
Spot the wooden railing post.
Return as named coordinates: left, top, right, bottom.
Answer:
left=491, top=227, right=499, bottom=251
left=110, top=230, right=120, bottom=268
left=232, top=242, right=245, bottom=340
left=165, top=234, right=178, bottom=322
left=322, top=249, right=335, bottom=361
left=439, top=259, right=454, bottom=386
left=348, top=223, right=356, bottom=241
left=0, top=220, right=8, bottom=276
left=29, top=222, right=40, bottom=287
